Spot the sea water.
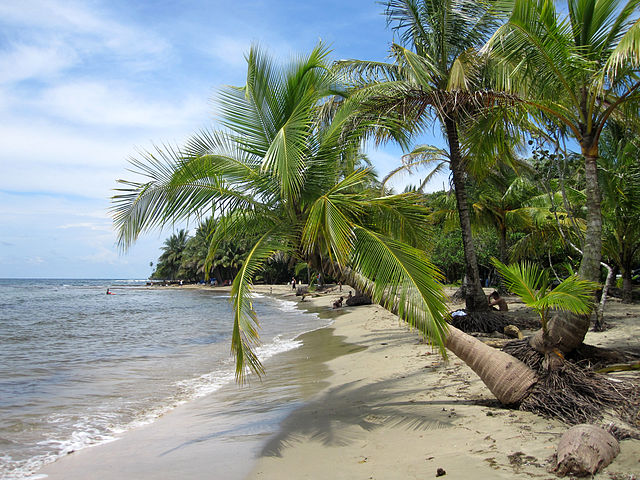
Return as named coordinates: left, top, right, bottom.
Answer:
left=0, top=279, right=329, bottom=480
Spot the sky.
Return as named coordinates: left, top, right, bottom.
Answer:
left=0, top=0, right=446, bottom=279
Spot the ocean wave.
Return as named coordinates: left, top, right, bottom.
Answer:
left=256, top=335, right=303, bottom=360
left=272, top=298, right=299, bottom=313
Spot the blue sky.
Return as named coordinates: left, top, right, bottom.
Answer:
left=0, top=0, right=445, bottom=279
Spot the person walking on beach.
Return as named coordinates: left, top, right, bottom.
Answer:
left=291, top=277, right=296, bottom=290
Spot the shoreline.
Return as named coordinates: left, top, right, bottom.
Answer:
left=32, top=284, right=342, bottom=480
left=35, top=284, right=640, bottom=479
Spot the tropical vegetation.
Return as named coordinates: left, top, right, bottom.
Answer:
left=114, top=0, right=640, bottom=416
left=114, top=44, right=450, bottom=380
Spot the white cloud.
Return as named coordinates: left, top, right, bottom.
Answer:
left=0, top=0, right=169, bottom=61
left=80, top=245, right=120, bottom=264
left=57, top=222, right=112, bottom=232
left=37, top=81, right=209, bottom=127
left=0, top=101, right=209, bottom=199
left=0, top=41, right=78, bottom=84
left=26, top=256, right=45, bottom=265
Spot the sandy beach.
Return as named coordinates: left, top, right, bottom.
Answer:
left=38, top=284, right=640, bottom=479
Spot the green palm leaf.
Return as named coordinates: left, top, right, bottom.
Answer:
left=231, top=230, right=290, bottom=382
left=350, top=227, right=450, bottom=354
left=491, top=258, right=598, bottom=331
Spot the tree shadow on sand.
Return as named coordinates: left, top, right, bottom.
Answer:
left=258, top=370, right=484, bottom=458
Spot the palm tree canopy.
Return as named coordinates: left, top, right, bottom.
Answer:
left=112, top=44, right=450, bottom=381
left=487, top=0, right=640, bottom=146
left=486, top=0, right=640, bottom=282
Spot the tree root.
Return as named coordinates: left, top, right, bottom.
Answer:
left=503, top=340, right=640, bottom=434
left=449, top=310, right=540, bottom=334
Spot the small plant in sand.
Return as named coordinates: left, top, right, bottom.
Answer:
left=490, top=258, right=599, bottom=338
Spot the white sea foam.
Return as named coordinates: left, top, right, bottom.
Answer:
left=256, top=335, right=303, bottom=360
left=173, top=368, right=236, bottom=401
left=272, top=298, right=299, bottom=312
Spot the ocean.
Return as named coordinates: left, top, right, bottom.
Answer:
left=0, top=279, right=331, bottom=480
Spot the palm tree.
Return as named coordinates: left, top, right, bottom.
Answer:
left=155, top=229, right=188, bottom=280
left=337, top=0, right=520, bottom=312
left=112, top=44, right=450, bottom=381
left=472, top=164, right=584, bottom=269
left=487, top=0, right=640, bottom=284
left=492, top=258, right=598, bottom=357
left=111, top=44, right=559, bottom=409
left=111, top=41, right=635, bottom=415
left=599, top=123, right=640, bottom=302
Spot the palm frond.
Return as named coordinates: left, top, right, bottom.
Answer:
left=491, top=258, right=546, bottom=305
left=231, top=230, right=291, bottom=382
left=539, top=274, right=598, bottom=315
left=603, top=15, right=640, bottom=77
left=349, top=227, right=450, bottom=354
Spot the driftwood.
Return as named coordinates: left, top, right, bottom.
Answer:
left=480, top=338, right=510, bottom=349
left=345, top=294, right=372, bottom=307
left=504, top=324, right=524, bottom=339
left=554, top=424, right=620, bottom=477
left=595, top=362, right=640, bottom=374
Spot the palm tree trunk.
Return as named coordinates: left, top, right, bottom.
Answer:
left=621, top=265, right=633, bottom=303
left=578, top=150, right=603, bottom=283
left=445, top=325, right=538, bottom=404
left=531, top=146, right=602, bottom=356
left=530, top=312, right=591, bottom=355
left=444, top=116, right=490, bottom=311
left=498, top=224, right=508, bottom=265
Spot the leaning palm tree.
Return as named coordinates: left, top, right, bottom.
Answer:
left=111, top=44, right=551, bottom=408
left=337, top=0, right=523, bottom=312
left=112, top=44, right=451, bottom=381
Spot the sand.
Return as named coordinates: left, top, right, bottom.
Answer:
left=246, top=285, right=640, bottom=479
left=37, top=284, right=640, bottom=479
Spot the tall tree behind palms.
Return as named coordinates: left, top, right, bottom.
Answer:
left=599, top=122, right=640, bottom=302
left=338, top=0, right=512, bottom=311
left=486, top=0, right=640, bottom=352
left=472, top=164, right=582, bottom=266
